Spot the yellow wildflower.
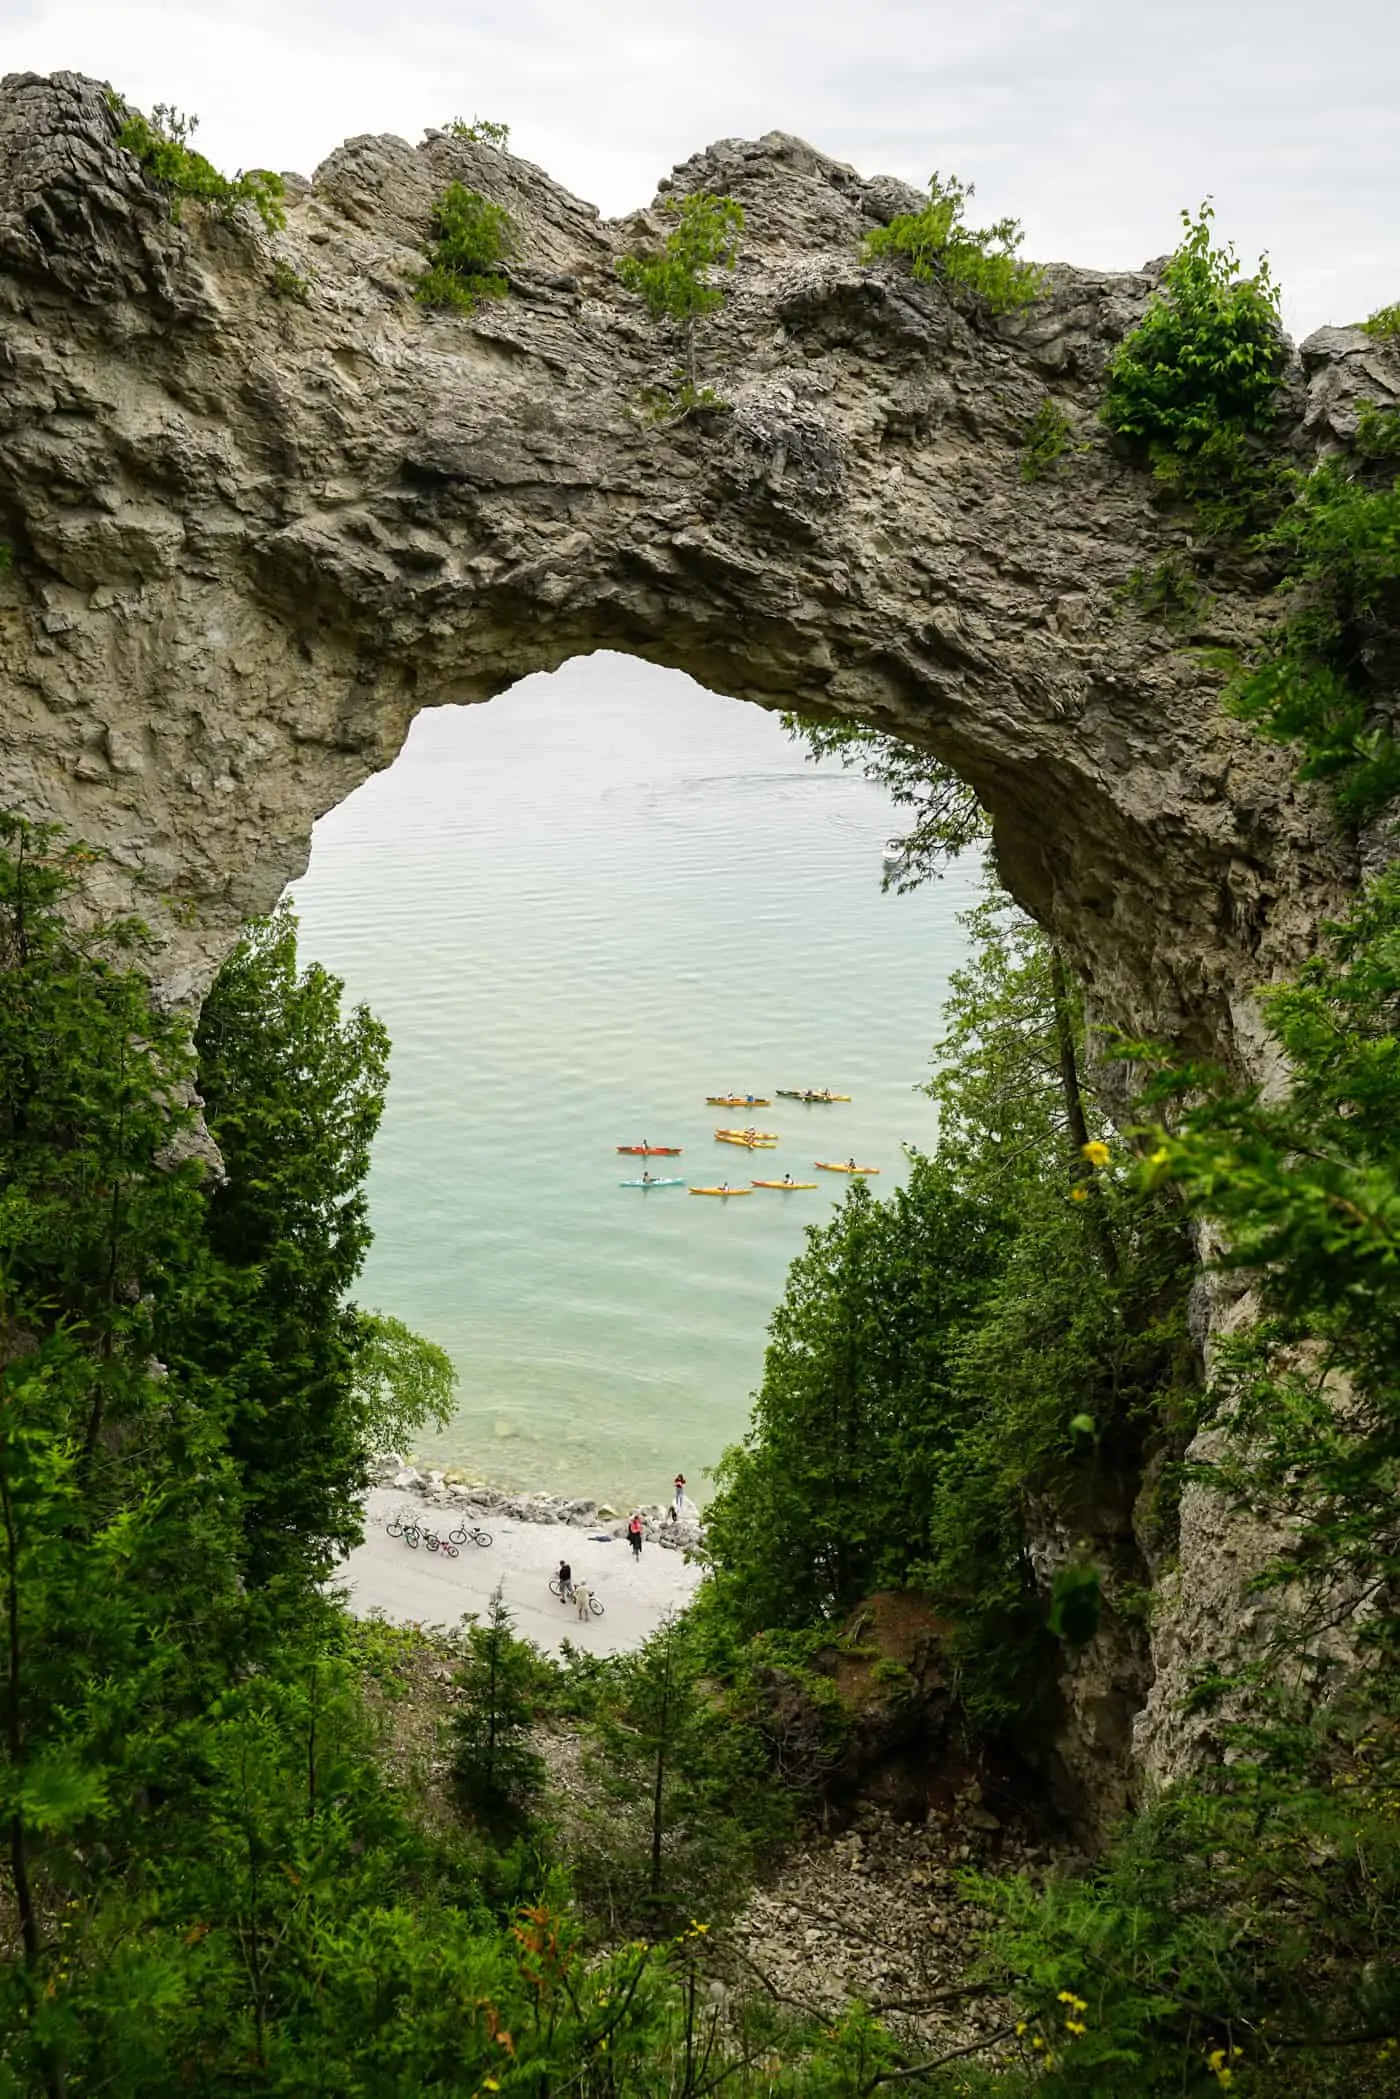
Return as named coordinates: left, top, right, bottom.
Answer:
left=1081, top=1140, right=1111, bottom=1169
left=1065, top=2019, right=1087, bottom=2036
left=1070, top=1186, right=1089, bottom=1203
left=1150, top=1146, right=1170, bottom=1167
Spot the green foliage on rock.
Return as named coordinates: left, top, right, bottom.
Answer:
left=112, top=98, right=285, bottom=232
left=1019, top=398, right=1077, bottom=482
left=446, top=114, right=511, bottom=148
left=1361, top=299, right=1400, bottom=339
left=861, top=173, right=1042, bottom=313
left=414, top=181, right=514, bottom=312
left=617, top=192, right=744, bottom=401
left=1225, top=444, right=1400, bottom=823
left=266, top=256, right=310, bottom=302
left=1102, top=202, right=1285, bottom=536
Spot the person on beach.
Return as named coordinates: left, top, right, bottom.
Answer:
left=573, top=1579, right=591, bottom=1621
left=557, top=1558, right=573, bottom=1602
left=628, top=1513, right=644, bottom=1560
left=673, top=1473, right=686, bottom=1514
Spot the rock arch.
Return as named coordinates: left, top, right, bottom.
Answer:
left=0, top=69, right=1380, bottom=1052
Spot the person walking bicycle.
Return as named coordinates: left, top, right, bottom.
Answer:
left=556, top=1557, right=573, bottom=1602
left=573, top=1579, right=591, bottom=1622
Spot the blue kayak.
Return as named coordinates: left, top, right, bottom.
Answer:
left=619, top=1176, right=685, bottom=1188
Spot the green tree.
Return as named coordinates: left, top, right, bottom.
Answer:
left=348, top=1311, right=455, bottom=1454
left=617, top=192, right=744, bottom=401
left=862, top=172, right=1042, bottom=313
left=578, top=1614, right=775, bottom=1931
left=450, top=1584, right=546, bottom=1832
left=157, top=904, right=390, bottom=1586
left=0, top=820, right=245, bottom=2092
left=704, top=1165, right=1005, bottom=1637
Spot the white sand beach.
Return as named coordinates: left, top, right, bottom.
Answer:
left=334, top=1486, right=706, bottom=1654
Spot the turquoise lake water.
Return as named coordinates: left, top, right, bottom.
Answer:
left=288, top=653, right=979, bottom=1509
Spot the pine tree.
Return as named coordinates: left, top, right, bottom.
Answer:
left=450, top=1584, right=545, bottom=1832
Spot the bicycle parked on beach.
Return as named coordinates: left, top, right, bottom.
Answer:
left=449, top=1519, right=493, bottom=1549
left=549, top=1577, right=604, bottom=1617
left=386, top=1506, right=422, bottom=1548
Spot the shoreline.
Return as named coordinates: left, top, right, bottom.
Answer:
left=368, top=1452, right=705, bottom=1552
left=335, top=1461, right=707, bottom=1655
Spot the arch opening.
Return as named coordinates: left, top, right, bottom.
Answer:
left=285, top=650, right=983, bottom=1509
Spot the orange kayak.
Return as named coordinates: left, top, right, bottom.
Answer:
left=815, top=1161, right=880, bottom=1175
left=706, top=1095, right=771, bottom=1108
left=750, top=1179, right=817, bottom=1190
left=689, top=1185, right=754, bottom=1197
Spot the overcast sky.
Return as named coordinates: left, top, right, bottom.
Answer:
left=4, top=0, right=1396, bottom=341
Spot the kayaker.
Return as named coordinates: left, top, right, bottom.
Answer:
left=781, top=1172, right=795, bottom=1187
left=641, top=1170, right=655, bottom=1186
left=557, top=1557, right=573, bottom=1603
left=847, top=1156, right=857, bottom=1172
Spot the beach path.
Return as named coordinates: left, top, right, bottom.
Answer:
left=333, top=1488, right=705, bottom=1654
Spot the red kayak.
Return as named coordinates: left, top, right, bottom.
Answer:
left=616, top=1144, right=683, bottom=1156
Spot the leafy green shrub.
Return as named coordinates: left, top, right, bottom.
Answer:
left=414, top=182, right=514, bottom=311
left=112, top=98, right=285, bottom=232
left=862, top=173, right=1043, bottom=313
left=1226, top=452, right=1400, bottom=822
left=1020, top=398, right=1075, bottom=481
left=1116, top=555, right=1206, bottom=626
left=1361, top=300, right=1400, bottom=339
left=617, top=192, right=744, bottom=403
left=267, top=255, right=311, bottom=302
left=446, top=114, right=511, bottom=148
left=1103, top=202, right=1285, bottom=533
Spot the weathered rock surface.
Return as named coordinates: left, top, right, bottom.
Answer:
left=2, top=70, right=1399, bottom=1803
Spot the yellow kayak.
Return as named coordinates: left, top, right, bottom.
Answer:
left=716, top=1133, right=778, bottom=1148
left=714, top=1127, right=779, bottom=1141
left=750, top=1179, right=817, bottom=1190
left=689, top=1185, right=754, bottom=1196
left=815, top=1160, right=880, bottom=1175
left=706, top=1095, right=771, bottom=1108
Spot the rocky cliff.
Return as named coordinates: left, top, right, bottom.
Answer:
left=1, top=69, right=1396, bottom=1802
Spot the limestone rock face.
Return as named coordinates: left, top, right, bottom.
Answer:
left=0, top=70, right=1380, bottom=1037
left=1, top=71, right=1397, bottom=1794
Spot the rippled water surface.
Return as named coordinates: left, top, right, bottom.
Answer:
left=288, top=655, right=979, bottom=1507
